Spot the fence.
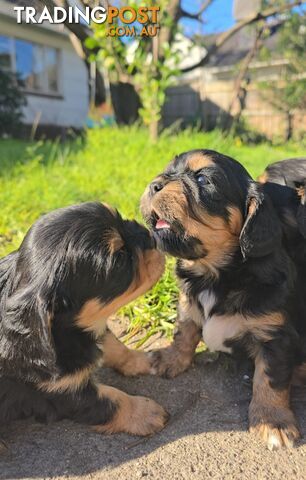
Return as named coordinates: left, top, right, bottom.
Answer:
left=162, top=79, right=306, bottom=140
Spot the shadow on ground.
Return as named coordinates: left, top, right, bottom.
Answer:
left=1, top=352, right=305, bottom=480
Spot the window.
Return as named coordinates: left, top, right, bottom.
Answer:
left=0, top=35, right=60, bottom=95
left=45, top=47, right=59, bottom=93
left=15, top=39, right=44, bottom=91
left=0, top=36, right=12, bottom=69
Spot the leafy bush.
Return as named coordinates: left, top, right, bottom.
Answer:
left=0, top=70, right=26, bottom=137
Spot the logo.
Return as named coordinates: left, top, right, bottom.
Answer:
left=14, top=5, right=160, bottom=37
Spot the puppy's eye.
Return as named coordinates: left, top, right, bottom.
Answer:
left=196, top=174, right=210, bottom=186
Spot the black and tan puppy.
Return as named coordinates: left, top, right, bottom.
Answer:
left=258, top=157, right=306, bottom=238
left=0, top=202, right=168, bottom=436
left=141, top=150, right=306, bottom=450
left=258, top=157, right=306, bottom=188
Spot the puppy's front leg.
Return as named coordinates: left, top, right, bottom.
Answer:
left=48, top=382, right=168, bottom=436
left=97, top=249, right=165, bottom=376
left=93, top=384, right=169, bottom=436
left=249, top=349, right=300, bottom=450
left=149, top=294, right=202, bottom=378
left=99, top=328, right=152, bottom=376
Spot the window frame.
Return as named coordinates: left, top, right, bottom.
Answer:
left=0, top=34, right=62, bottom=98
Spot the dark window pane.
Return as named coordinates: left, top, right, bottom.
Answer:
left=15, top=39, right=44, bottom=91
left=45, top=47, right=58, bottom=92
left=0, top=35, right=11, bottom=69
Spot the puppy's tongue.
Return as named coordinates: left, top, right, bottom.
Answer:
left=156, top=219, right=171, bottom=229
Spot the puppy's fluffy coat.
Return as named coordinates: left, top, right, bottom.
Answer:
left=142, top=151, right=306, bottom=450
left=0, top=202, right=168, bottom=436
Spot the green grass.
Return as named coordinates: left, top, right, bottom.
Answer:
left=0, top=127, right=304, bottom=343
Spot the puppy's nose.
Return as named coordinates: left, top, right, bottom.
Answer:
left=150, top=181, right=164, bottom=195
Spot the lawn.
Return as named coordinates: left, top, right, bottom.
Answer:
left=0, top=127, right=304, bottom=343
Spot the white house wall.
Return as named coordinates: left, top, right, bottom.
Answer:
left=0, top=13, right=89, bottom=128
left=21, top=50, right=89, bottom=128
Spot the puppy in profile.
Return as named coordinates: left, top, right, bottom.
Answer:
left=141, top=150, right=306, bottom=450
left=0, top=202, right=167, bottom=436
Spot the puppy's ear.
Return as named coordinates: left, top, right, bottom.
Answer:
left=2, top=287, right=58, bottom=383
left=239, top=183, right=282, bottom=259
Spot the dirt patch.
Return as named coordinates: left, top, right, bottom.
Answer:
left=1, top=324, right=305, bottom=480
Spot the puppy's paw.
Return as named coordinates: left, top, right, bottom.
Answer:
left=127, top=396, right=169, bottom=436
left=148, top=347, right=193, bottom=378
left=95, top=395, right=169, bottom=436
left=118, top=350, right=152, bottom=377
left=250, top=423, right=300, bottom=450
left=249, top=404, right=300, bottom=450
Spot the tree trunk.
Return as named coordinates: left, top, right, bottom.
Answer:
left=149, top=120, right=159, bottom=142
left=285, top=111, right=293, bottom=141
left=225, top=27, right=263, bottom=131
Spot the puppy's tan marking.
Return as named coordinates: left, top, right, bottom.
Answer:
left=187, top=153, right=214, bottom=171
left=247, top=312, right=285, bottom=343
left=99, top=330, right=151, bottom=376
left=296, top=185, right=306, bottom=204
left=137, top=248, right=166, bottom=288
left=181, top=259, right=214, bottom=279
left=162, top=181, right=184, bottom=195
left=102, top=202, right=117, bottom=215
left=227, top=206, right=243, bottom=236
left=257, top=171, right=268, bottom=183
left=150, top=181, right=188, bottom=225
left=249, top=352, right=300, bottom=450
left=246, top=197, right=258, bottom=217
left=104, top=229, right=124, bottom=254
left=185, top=213, right=240, bottom=274
left=39, top=365, right=93, bottom=393
left=77, top=249, right=165, bottom=336
left=94, top=385, right=168, bottom=436
left=76, top=298, right=109, bottom=336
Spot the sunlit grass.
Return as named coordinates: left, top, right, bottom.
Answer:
left=0, top=127, right=304, bottom=342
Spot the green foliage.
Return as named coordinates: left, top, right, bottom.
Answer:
left=260, top=12, right=306, bottom=112
left=0, top=70, right=26, bottom=136
left=277, top=11, right=306, bottom=110
left=0, top=127, right=304, bottom=342
left=135, top=43, right=180, bottom=130
left=86, top=0, right=181, bottom=138
left=123, top=257, right=179, bottom=346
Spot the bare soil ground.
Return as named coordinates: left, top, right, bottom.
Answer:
left=1, top=323, right=305, bottom=480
